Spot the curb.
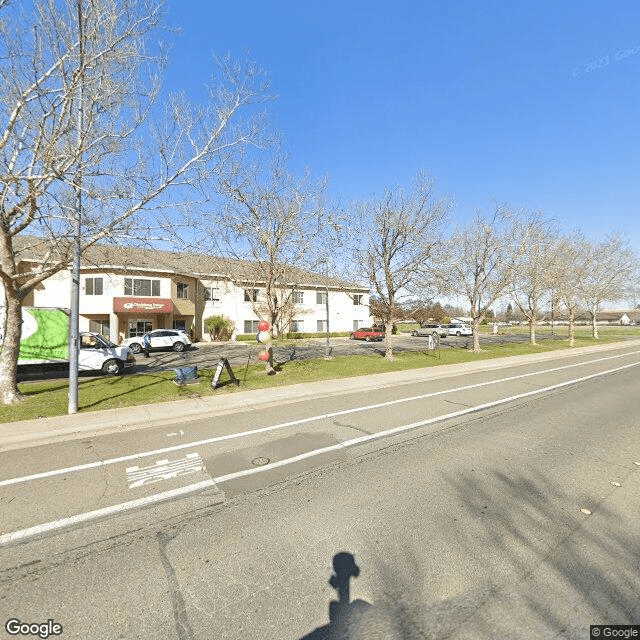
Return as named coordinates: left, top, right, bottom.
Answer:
left=1, top=339, right=639, bottom=452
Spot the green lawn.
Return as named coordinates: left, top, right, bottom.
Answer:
left=1, top=333, right=633, bottom=424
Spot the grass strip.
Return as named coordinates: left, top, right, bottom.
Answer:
left=1, top=334, right=634, bottom=424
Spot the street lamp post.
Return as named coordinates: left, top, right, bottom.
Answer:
left=68, top=0, right=84, bottom=415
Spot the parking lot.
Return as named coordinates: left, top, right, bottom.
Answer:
left=16, top=331, right=570, bottom=382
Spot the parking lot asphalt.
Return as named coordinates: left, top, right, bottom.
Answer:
left=15, top=332, right=572, bottom=383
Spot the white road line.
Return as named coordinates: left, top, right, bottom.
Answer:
left=1, top=349, right=639, bottom=490
left=0, top=480, right=218, bottom=546
left=213, top=359, right=640, bottom=482
left=2, top=358, right=638, bottom=546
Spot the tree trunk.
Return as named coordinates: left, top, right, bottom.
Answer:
left=472, top=317, right=481, bottom=352
left=0, top=286, right=25, bottom=404
left=384, top=319, right=394, bottom=361
left=591, top=313, right=599, bottom=339
left=529, top=317, right=537, bottom=345
left=568, top=310, right=575, bottom=347
left=264, top=345, right=276, bottom=375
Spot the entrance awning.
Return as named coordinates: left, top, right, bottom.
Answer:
left=171, top=298, right=195, bottom=315
left=113, top=297, right=173, bottom=313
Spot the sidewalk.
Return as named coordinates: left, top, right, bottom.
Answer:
left=1, top=339, right=638, bottom=452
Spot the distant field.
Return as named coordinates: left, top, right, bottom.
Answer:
left=398, top=322, right=640, bottom=338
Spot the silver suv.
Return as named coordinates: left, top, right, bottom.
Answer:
left=411, top=323, right=448, bottom=338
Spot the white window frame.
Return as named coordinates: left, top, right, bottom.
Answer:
left=244, top=289, right=259, bottom=303
left=204, top=287, right=221, bottom=305
left=85, top=277, right=103, bottom=296
left=124, top=278, right=160, bottom=297
left=244, top=320, right=260, bottom=333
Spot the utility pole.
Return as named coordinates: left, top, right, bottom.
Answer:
left=68, top=0, right=84, bottom=414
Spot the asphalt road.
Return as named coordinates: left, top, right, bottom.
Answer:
left=1, top=343, right=639, bottom=638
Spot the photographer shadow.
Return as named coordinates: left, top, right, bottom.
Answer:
left=299, top=552, right=375, bottom=640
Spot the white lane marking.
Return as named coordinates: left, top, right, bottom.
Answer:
left=0, top=480, right=218, bottom=545
left=214, top=359, right=640, bottom=482
left=2, top=358, right=638, bottom=546
left=166, top=430, right=185, bottom=437
left=126, top=452, right=205, bottom=489
left=1, top=349, right=639, bottom=489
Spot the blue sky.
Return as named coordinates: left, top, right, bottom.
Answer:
left=163, top=1, right=640, bottom=251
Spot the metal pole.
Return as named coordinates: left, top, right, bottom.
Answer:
left=68, top=0, right=84, bottom=414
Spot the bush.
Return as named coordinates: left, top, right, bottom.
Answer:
left=203, top=315, right=235, bottom=341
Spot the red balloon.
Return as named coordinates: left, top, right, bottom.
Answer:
left=258, top=320, right=270, bottom=332
left=257, top=351, right=269, bottom=361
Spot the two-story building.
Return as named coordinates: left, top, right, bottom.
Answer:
left=7, top=239, right=372, bottom=343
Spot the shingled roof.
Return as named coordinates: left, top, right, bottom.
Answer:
left=13, top=235, right=366, bottom=291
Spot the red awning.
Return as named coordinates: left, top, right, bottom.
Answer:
left=113, top=297, right=173, bottom=314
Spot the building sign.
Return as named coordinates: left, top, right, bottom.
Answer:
left=113, top=297, right=173, bottom=313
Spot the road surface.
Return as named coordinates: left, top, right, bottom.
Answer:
left=1, top=343, right=639, bottom=639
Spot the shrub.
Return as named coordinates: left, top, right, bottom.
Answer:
left=203, top=315, right=235, bottom=341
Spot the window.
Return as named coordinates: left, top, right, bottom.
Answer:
left=244, top=289, right=258, bottom=302
left=292, top=291, right=304, bottom=304
left=244, top=320, right=260, bottom=333
left=89, top=319, right=109, bottom=339
left=173, top=320, right=186, bottom=331
left=124, top=278, right=160, bottom=297
left=290, top=320, right=304, bottom=332
left=85, top=277, right=103, bottom=296
left=353, top=294, right=364, bottom=306
left=80, top=334, right=100, bottom=349
left=317, top=319, right=327, bottom=332
left=176, top=283, right=189, bottom=299
left=353, top=320, right=363, bottom=330
left=316, top=291, right=327, bottom=305
left=204, top=287, right=220, bottom=304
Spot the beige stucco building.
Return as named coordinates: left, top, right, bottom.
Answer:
left=7, top=241, right=371, bottom=343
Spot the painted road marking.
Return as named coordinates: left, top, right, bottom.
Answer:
left=1, top=350, right=639, bottom=489
left=0, top=480, right=219, bottom=545
left=126, top=452, right=205, bottom=489
left=1, top=358, right=640, bottom=546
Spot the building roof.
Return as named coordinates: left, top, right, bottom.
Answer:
left=13, top=235, right=367, bottom=292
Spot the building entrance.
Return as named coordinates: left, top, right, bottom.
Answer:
left=128, top=319, right=153, bottom=338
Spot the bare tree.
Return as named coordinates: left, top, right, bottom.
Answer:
left=578, top=233, right=637, bottom=339
left=441, top=205, right=526, bottom=352
left=0, top=0, right=269, bottom=403
left=193, top=150, right=332, bottom=340
left=349, top=172, right=450, bottom=360
left=552, top=231, right=589, bottom=347
left=508, top=214, right=558, bottom=345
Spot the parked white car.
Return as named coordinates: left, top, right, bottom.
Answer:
left=447, top=323, right=473, bottom=337
left=121, top=329, right=191, bottom=353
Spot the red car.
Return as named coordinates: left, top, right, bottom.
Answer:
left=349, top=327, right=385, bottom=342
